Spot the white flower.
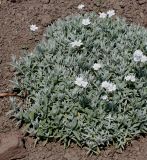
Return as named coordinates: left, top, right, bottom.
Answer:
left=125, top=75, right=136, bottom=82
left=70, top=40, right=83, bottom=47
left=75, top=77, right=83, bottom=86
left=92, top=63, right=102, bottom=70
left=75, top=77, right=88, bottom=88
left=77, top=4, right=84, bottom=9
left=107, top=83, right=116, bottom=92
left=82, top=18, right=91, bottom=26
left=81, top=81, right=88, bottom=88
left=133, top=50, right=147, bottom=62
left=101, top=95, right=108, bottom=100
left=101, top=81, right=116, bottom=92
left=101, top=81, right=110, bottom=89
left=107, top=10, right=115, bottom=17
left=141, top=55, right=147, bottom=62
left=99, top=12, right=107, bottom=18
left=30, top=24, right=38, bottom=32
left=133, top=50, right=143, bottom=62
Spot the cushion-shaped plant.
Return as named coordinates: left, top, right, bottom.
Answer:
left=11, top=12, right=147, bottom=153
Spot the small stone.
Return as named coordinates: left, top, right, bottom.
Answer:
left=0, top=132, right=26, bottom=160
left=9, top=66, right=16, bottom=72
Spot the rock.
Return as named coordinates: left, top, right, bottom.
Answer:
left=9, top=66, right=16, bottom=72
left=0, top=132, right=26, bottom=160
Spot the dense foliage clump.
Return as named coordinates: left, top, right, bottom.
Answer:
left=11, top=13, right=147, bottom=153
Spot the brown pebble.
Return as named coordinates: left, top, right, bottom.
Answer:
left=0, top=132, right=27, bottom=160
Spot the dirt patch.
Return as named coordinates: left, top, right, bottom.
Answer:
left=0, top=0, right=147, bottom=159
left=102, top=0, right=147, bottom=27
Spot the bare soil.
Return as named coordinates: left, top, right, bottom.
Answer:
left=0, top=0, right=147, bottom=159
